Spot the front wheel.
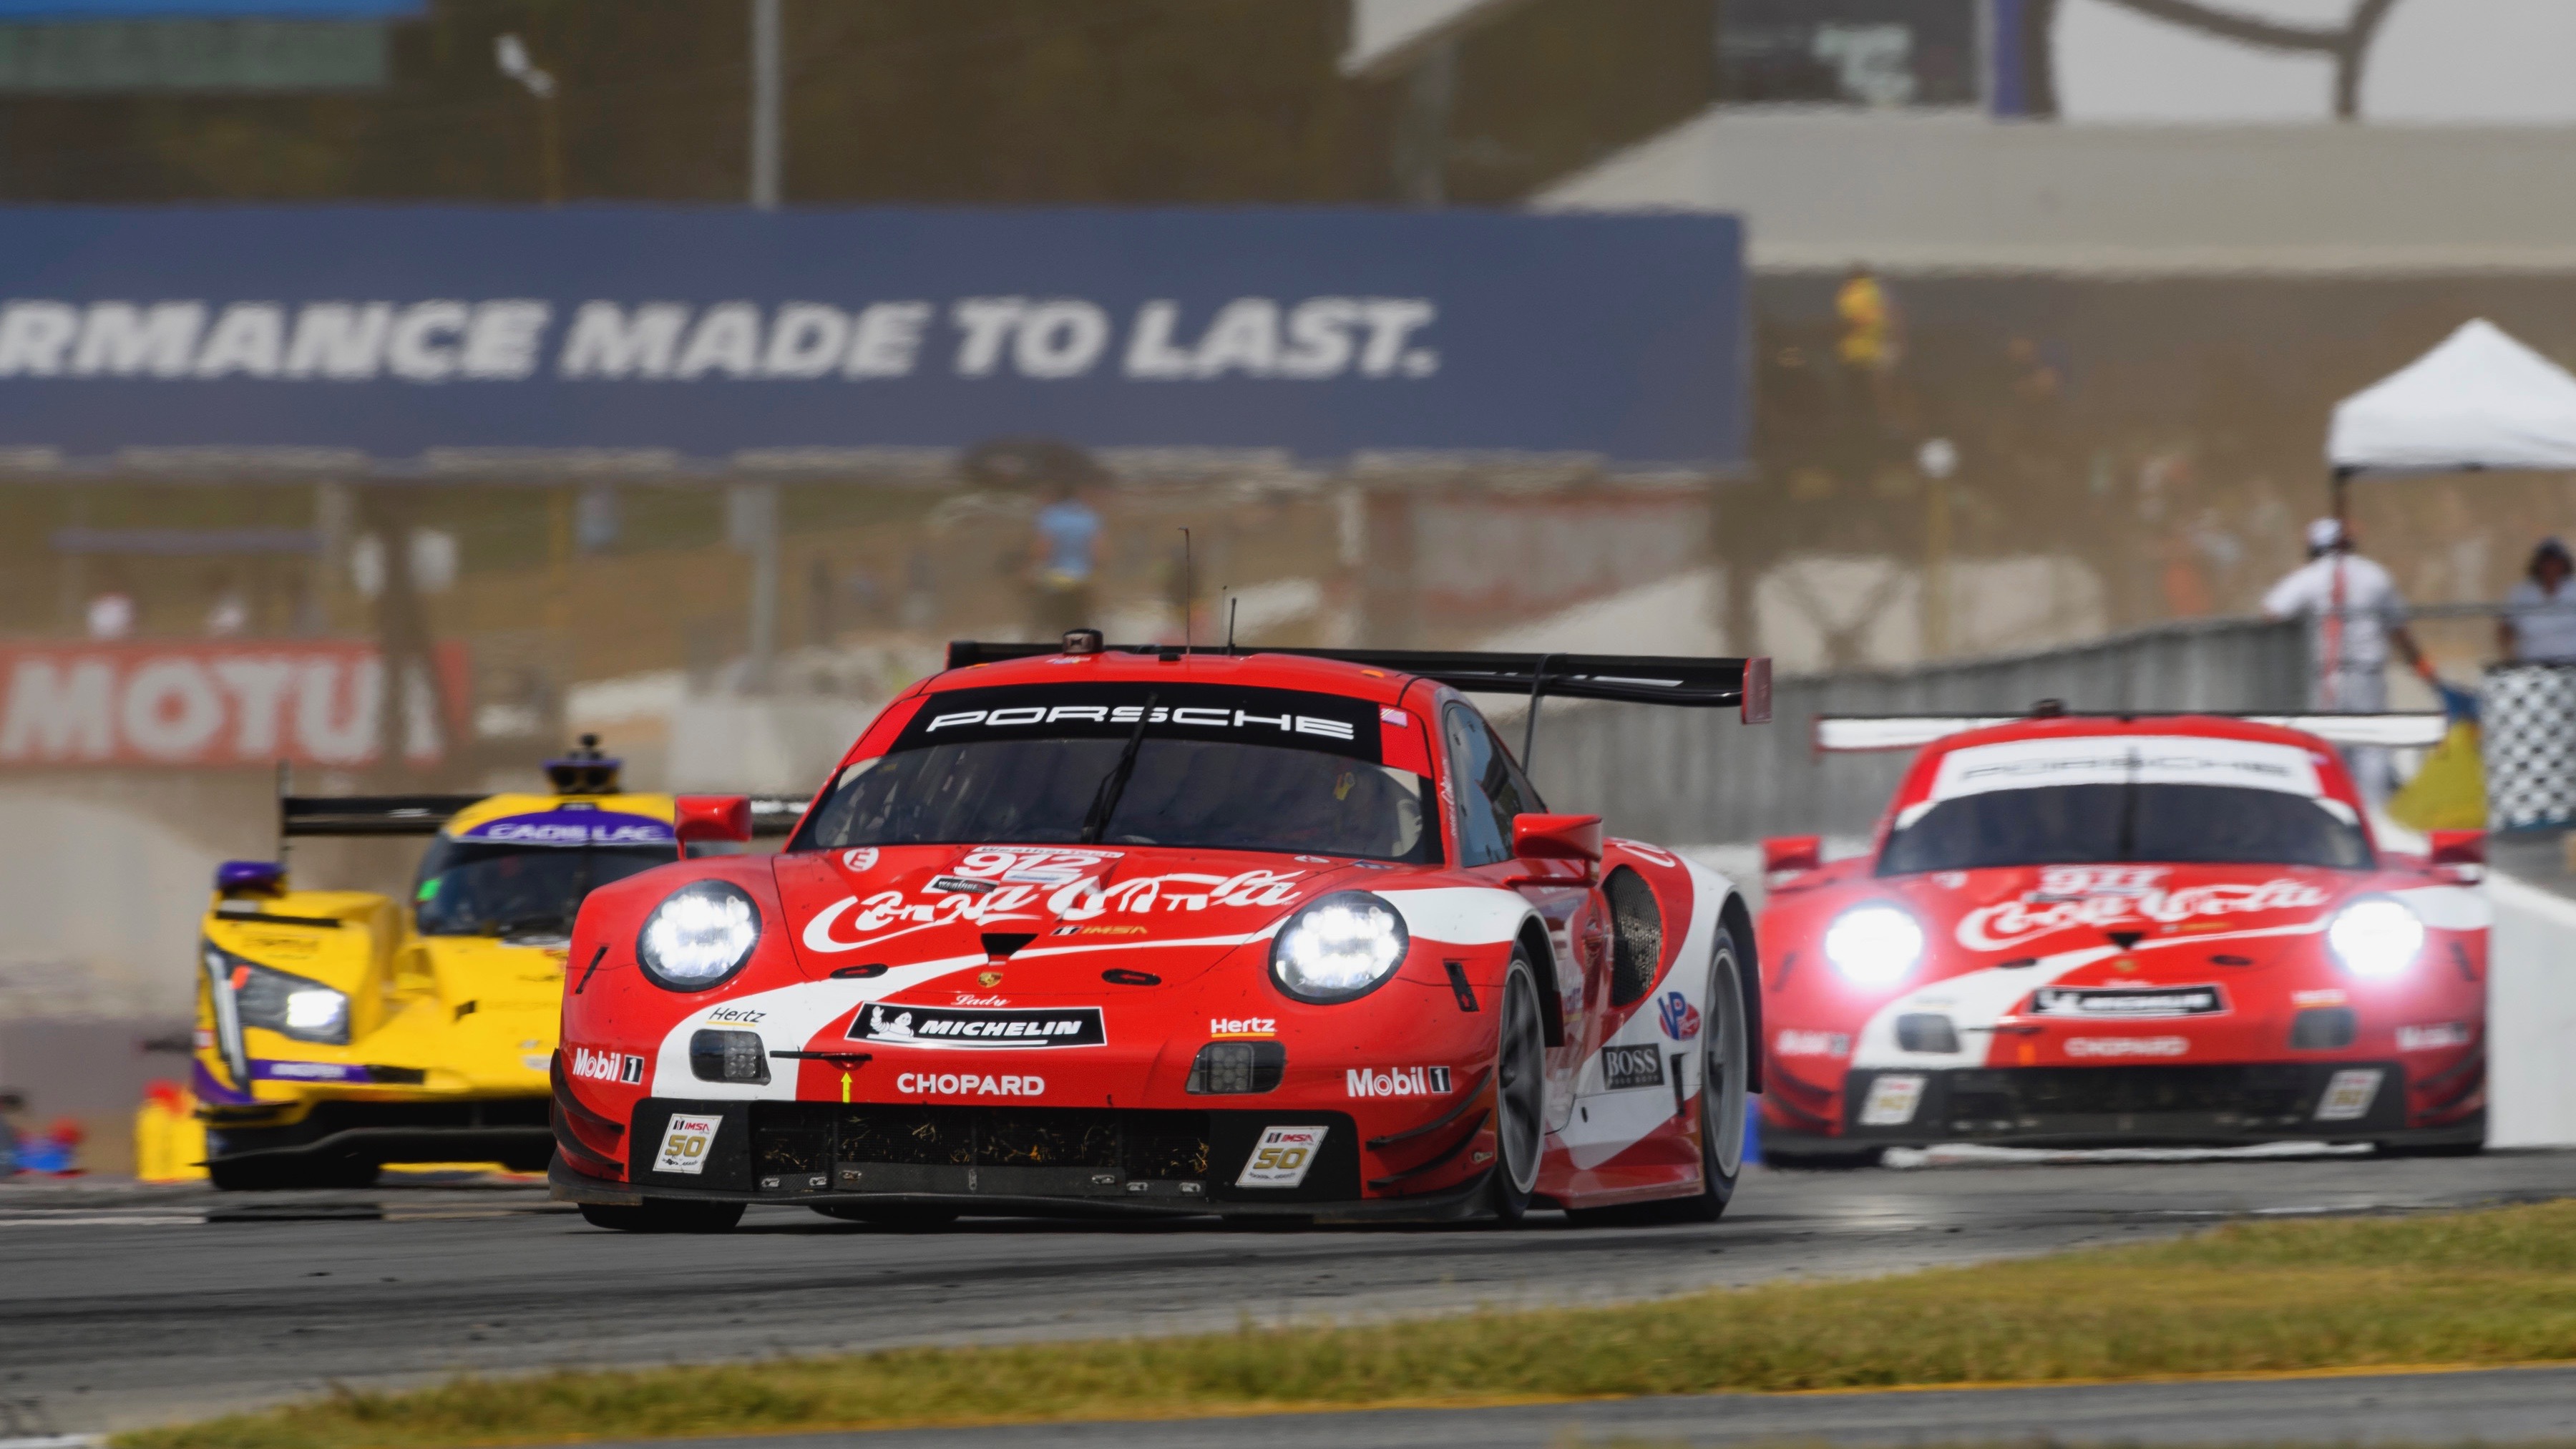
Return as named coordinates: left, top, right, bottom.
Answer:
left=578, top=1199, right=745, bottom=1233
left=1485, top=951, right=1547, bottom=1224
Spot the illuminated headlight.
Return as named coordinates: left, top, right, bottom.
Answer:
left=283, top=988, right=348, bottom=1037
left=2327, top=897, right=2424, bottom=979
left=218, top=949, right=351, bottom=1046
left=1270, top=891, right=1410, bottom=1003
left=1824, top=904, right=1924, bottom=986
left=636, top=881, right=762, bottom=990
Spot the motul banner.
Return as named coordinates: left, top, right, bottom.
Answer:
left=0, top=640, right=467, bottom=767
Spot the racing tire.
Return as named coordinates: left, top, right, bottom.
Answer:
left=1568, top=923, right=1750, bottom=1226
left=1485, top=951, right=1546, bottom=1226
left=577, top=1199, right=746, bottom=1234
left=809, top=1204, right=961, bottom=1230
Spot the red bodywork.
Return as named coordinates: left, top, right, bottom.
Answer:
left=552, top=650, right=1754, bottom=1219
left=1757, top=714, right=2487, bottom=1156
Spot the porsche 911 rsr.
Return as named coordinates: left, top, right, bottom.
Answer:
left=548, top=639, right=1774, bottom=1231
left=1757, top=708, right=2486, bottom=1163
left=193, top=739, right=796, bottom=1189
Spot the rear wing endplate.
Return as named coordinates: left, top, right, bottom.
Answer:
left=1815, top=713, right=2449, bottom=752
left=280, top=793, right=809, bottom=838
left=945, top=641, right=1773, bottom=723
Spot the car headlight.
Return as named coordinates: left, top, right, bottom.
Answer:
left=2327, top=896, right=2423, bottom=979
left=1824, top=904, right=1924, bottom=985
left=213, top=946, right=351, bottom=1045
left=636, top=880, right=763, bottom=990
left=1270, top=891, right=1410, bottom=1004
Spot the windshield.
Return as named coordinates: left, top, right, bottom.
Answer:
left=1879, top=733, right=2371, bottom=874
left=1878, top=784, right=2372, bottom=874
left=414, top=839, right=673, bottom=937
left=793, top=680, right=1435, bottom=862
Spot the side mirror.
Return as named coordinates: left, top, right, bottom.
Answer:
left=1512, top=812, right=1604, bottom=864
left=2428, top=829, right=2484, bottom=867
left=674, top=795, right=753, bottom=857
left=214, top=859, right=286, bottom=897
left=1762, top=835, right=1822, bottom=877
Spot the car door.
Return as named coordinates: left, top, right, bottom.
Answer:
left=1439, top=700, right=1605, bottom=1133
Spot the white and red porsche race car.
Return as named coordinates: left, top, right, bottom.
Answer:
left=1757, top=706, right=2487, bottom=1163
left=550, top=638, right=1773, bottom=1230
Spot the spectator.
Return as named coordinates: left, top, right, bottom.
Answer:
left=2263, top=517, right=2436, bottom=806
left=203, top=570, right=249, bottom=637
left=1835, top=263, right=1901, bottom=419
left=2499, top=537, right=2576, bottom=663
left=85, top=575, right=135, bottom=639
left=1026, top=481, right=1102, bottom=639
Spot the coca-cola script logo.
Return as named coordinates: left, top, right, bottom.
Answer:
left=801, top=867, right=1309, bottom=954
left=1955, top=867, right=2328, bottom=952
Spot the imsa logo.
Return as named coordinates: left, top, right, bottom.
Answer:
left=1345, top=1065, right=1452, bottom=1098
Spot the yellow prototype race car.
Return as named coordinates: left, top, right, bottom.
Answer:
left=192, top=740, right=794, bottom=1189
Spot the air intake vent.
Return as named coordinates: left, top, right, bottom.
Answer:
left=1896, top=1013, right=1960, bottom=1054
left=2290, top=1007, right=2357, bottom=1050
left=1186, top=1041, right=1285, bottom=1095
left=690, top=1028, right=771, bottom=1084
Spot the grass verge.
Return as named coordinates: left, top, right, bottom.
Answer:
left=122, top=1199, right=2576, bottom=1449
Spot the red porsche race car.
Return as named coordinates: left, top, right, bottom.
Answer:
left=1757, top=706, right=2488, bottom=1163
left=549, top=635, right=1773, bottom=1231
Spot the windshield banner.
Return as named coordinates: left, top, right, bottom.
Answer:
left=0, top=206, right=1742, bottom=469
left=0, top=640, right=469, bottom=768
left=892, top=683, right=1385, bottom=763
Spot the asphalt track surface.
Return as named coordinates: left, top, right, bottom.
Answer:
left=9, top=1149, right=2576, bottom=1438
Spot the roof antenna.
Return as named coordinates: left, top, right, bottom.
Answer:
left=1226, top=592, right=1239, bottom=653
left=1179, top=527, right=1193, bottom=657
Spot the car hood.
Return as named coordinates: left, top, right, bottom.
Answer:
left=772, top=843, right=1385, bottom=989
left=1875, top=860, right=2356, bottom=963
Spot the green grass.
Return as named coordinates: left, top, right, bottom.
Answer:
left=122, top=1199, right=2576, bottom=1449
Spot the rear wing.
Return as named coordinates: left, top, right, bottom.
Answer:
left=944, top=640, right=1773, bottom=722
left=280, top=794, right=809, bottom=838
left=1814, top=712, right=2450, bottom=752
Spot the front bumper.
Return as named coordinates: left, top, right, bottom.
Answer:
left=205, top=1096, right=554, bottom=1166
left=552, top=1095, right=1494, bottom=1221
left=1765, top=1060, right=2484, bottom=1151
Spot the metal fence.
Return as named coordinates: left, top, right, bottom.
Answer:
left=1531, top=617, right=2308, bottom=846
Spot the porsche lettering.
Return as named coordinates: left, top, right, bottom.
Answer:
left=925, top=704, right=1355, bottom=741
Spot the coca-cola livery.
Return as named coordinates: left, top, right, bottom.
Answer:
left=1757, top=708, right=2487, bottom=1162
left=550, top=637, right=1772, bottom=1231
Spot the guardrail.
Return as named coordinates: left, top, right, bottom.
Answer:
left=1535, top=617, right=2307, bottom=845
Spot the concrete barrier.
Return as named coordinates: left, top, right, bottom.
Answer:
left=2487, top=872, right=2576, bottom=1148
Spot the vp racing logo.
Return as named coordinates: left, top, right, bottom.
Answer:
left=848, top=1004, right=1106, bottom=1049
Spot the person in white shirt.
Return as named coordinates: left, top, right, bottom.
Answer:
left=2499, top=537, right=2576, bottom=663
left=2263, top=518, right=2436, bottom=807
left=2262, top=517, right=2435, bottom=713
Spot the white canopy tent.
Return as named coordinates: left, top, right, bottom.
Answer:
left=2329, top=319, right=2576, bottom=487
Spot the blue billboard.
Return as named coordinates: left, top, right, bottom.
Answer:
left=0, top=206, right=1745, bottom=469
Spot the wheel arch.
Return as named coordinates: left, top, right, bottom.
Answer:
left=1515, top=914, right=1567, bottom=1048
